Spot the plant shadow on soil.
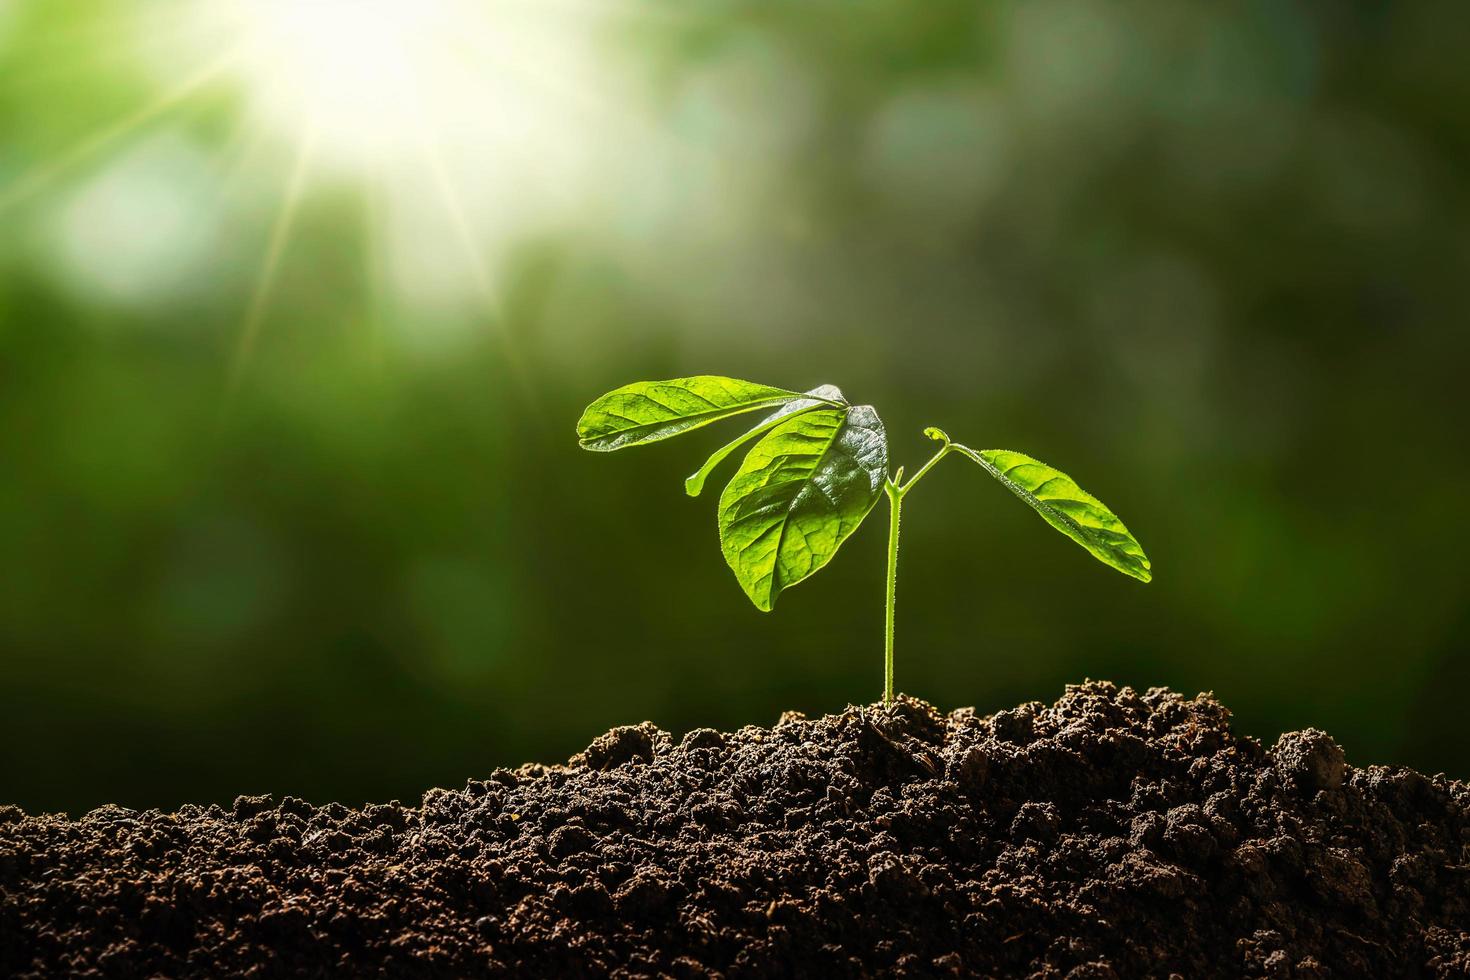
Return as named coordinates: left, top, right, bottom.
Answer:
left=2, top=681, right=1468, bottom=978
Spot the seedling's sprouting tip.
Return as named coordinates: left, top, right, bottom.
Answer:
left=577, top=376, right=1151, bottom=703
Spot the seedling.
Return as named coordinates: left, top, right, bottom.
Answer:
left=577, top=377, right=1150, bottom=702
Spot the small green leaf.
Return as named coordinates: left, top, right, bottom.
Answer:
left=685, top=385, right=845, bottom=497
left=718, top=405, right=888, bottom=611
left=923, top=426, right=950, bottom=444
left=951, top=445, right=1151, bottom=582
left=577, top=377, right=830, bottom=452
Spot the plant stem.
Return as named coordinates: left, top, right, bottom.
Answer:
left=882, top=439, right=952, bottom=704
left=883, top=478, right=902, bottom=705
left=901, top=442, right=951, bottom=494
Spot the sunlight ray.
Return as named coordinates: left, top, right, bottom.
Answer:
left=196, top=99, right=271, bottom=193
left=442, top=24, right=707, bottom=181
left=414, top=124, right=543, bottom=416
left=399, top=71, right=543, bottom=413
left=432, top=41, right=592, bottom=212
left=1, top=7, right=229, bottom=101
left=0, top=47, right=239, bottom=215
left=419, top=135, right=496, bottom=304
left=211, top=118, right=274, bottom=204
left=225, top=116, right=319, bottom=398
left=360, top=156, right=389, bottom=370
left=493, top=0, right=693, bottom=25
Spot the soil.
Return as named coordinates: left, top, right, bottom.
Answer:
left=2, top=682, right=1468, bottom=979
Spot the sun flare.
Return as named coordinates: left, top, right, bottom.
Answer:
left=190, top=0, right=601, bottom=176
left=148, top=0, right=624, bottom=376
left=1, top=0, right=643, bottom=387
left=208, top=0, right=458, bottom=173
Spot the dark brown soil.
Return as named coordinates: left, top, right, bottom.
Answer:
left=2, top=682, right=1468, bottom=979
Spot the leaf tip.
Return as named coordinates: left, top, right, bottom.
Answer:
left=1121, top=554, right=1152, bottom=583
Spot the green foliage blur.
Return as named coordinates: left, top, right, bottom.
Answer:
left=3, top=0, right=1468, bottom=813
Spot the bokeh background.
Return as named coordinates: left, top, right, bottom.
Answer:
left=3, top=0, right=1468, bottom=814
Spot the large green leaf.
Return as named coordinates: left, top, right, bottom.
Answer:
left=684, top=384, right=846, bottom=497
left=718, top=405, right=888, bottom=610
left=952, top=445, right=1151, bottom=582
left=577, top=376, right=830, bottom=451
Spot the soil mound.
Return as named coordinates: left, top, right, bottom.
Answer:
left=2, top=682, right=1468, bottom=978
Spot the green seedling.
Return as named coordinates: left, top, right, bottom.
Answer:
left=577, top=376, right=1150, bottom=702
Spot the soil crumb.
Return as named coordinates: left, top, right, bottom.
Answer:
left=2, top=682, right=1468, bottom=978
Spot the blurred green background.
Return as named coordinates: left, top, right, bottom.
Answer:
left=3, top=0, right=1468, bottom=814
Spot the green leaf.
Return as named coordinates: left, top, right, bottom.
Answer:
left=577, top=377, right=832, bottom=452
left=951, top=446, right=1152, bottom=582
left=684, top=385, right=845, bottom=497
left=718, top=405, right=888, bottom=611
